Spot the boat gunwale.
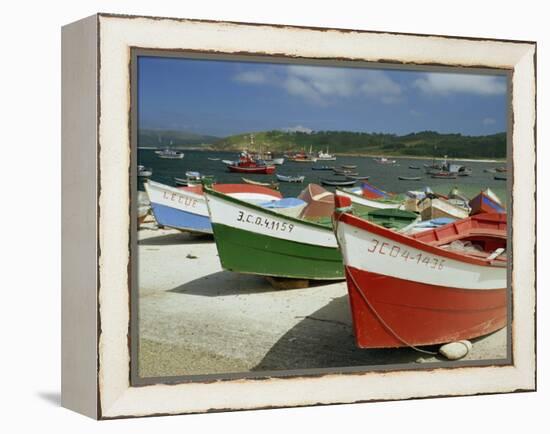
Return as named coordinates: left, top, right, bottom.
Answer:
left=336, top=212, right=507, bottom=267
left=204, top=186, right=335, bottom=231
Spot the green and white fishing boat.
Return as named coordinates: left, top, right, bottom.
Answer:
left=204, top=187, right=419, bottom=281
left=205, top=186, right=343, bottom=280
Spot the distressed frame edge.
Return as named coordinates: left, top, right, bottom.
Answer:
left=61, top=13, right=100, bottom=419
left=94, top=14, right=536, bottom=419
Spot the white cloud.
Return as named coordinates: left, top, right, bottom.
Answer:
left=414, top=73, right=507, bottom=96
left=360, top=70, right=403, bottom=103
left=482, top=117, right=496, bottom=126
left=232, top=65, right=404, bottom=105
left=285, top=66, right=403, bottom=105
left=282, top=125, right=313, bottom=134
left=233, top=70, right=268, bottom=84
left=283, top=75, right=326, bottom=105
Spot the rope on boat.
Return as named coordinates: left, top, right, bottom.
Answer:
left=334, top=205, right=353, bottom=213
left=332, top=212, right=438, bottom=356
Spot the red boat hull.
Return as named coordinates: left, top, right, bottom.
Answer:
left=228, top=165, right=276, bottom=174
left=345, top=266, right=507, bottom=348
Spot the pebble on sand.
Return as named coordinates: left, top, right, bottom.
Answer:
left=439, top=340, right=473, bottom=360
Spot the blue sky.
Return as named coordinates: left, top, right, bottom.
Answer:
left=138, top=56, right=508, bottom=137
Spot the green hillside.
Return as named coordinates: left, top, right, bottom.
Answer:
left=214, top=130, right=506, bottom=159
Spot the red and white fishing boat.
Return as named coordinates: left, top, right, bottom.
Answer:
left=227, top=152, right=276, bottom=174
left=334, top=194, right=507, bottom=349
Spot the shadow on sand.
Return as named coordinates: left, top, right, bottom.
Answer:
left=139, top=231, right=213, bottom=246
left=168, top=271, right=278, bottom=296
left=252, top=295, right=427, bottom=371
left=168, top=271, right=342, bottom=297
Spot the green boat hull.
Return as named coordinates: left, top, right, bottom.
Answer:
left=211, top=223, right=344, bottom=280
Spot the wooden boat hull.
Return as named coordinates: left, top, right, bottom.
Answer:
left=205, top=188, right=344, bottom=280
left=335, top=211, right=507, bottom=348
left=345, top=267, right=506, bottom=348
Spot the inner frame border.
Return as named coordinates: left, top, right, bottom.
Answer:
left=129, top=48, right=514, bottom=387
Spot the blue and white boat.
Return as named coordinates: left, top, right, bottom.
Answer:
left=144, top=180, right=282, bottom=234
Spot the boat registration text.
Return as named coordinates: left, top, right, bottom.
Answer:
left=367, top=237, right=445, bottom=270
left=236, top=210, right=295, bottom=233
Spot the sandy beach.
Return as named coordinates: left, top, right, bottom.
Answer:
left=137, top=221, right=507, bottom=380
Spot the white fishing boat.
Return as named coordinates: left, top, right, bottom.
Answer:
left=276, top=174, right=305, bottom=183
left=157, top=148, right=184, bottom=159
left=317, top=147, right=336, bottom=161
left=138, top=165, right=152, bottom=177
left=267, top=157, right=285, bottom=165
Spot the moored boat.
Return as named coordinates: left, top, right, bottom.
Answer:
left=320, top=178, right=356, bottom=187
left=373, top=157, right=397, bottom=165
left=227, top=151, right=276, bottom=174
left=174, top=171, right=214, bottom=187
left=398, top=176, right=422, bottom=181
left=157, top=148, right=184, bottom=159
left=287, top=150, right=317, bottom=163
left=145, top=180, right=282, bottom=234
left=317, top=148, right=336, bottom=161
left=241, top=177, right=279, bottom=190
left=334, top=196, right=507, bottom=348
left=346, top=175, right=370, bottom=181
left=311, top=165, right=335, bottom=171
left=494, top=174, right=507, bottom=181
left=276, top=174, right=305, bottom=183
left=431, top=171, right=457, bottom=179
left=138, top=165, right=153, bottom=177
